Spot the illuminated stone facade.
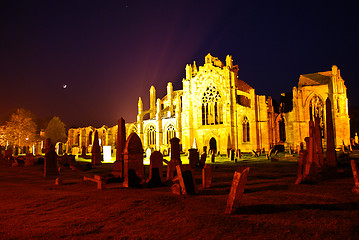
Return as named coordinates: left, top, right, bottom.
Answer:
left=67, top=54, right=350, bottom=154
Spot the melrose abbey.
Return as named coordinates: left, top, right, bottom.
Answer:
left=67, top=53, right=350, bottom=155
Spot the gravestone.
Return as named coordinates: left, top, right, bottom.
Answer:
left=44, top=145, right=59, bottom=178
left=225, top=167, right=250, bottom=214
left=147, top=151, right=163, bottom=187
left=113, top=118, right=126, bottom=178
left=231, top=149, right=235, bottom=161
left=188, top=148, right=199, bottom=169
left=123, top=132, right=144, bottom=187
left=202, top=164, right=212, bottom=189
left=24, top=153, right=35, bottom=166
left=170, top=137, right=181, bottom=164
left=325, top=98, right=337, bottom=167
left=166, top=137, right=181, bottom=181
left=81, top=146, right=87, bottom=157
left=175, top=165, right=196, bottom=195
left=198, top=152, right=207, bottom=169
left=91, top=130, right=102, bottom=165
left=295, top=143, right=308, bottom=184
left=351, top=159, right=359, bottom=193
left=146, top=148, right=152, bottom=159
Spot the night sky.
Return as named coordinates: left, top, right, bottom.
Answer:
left=1, top=0, right=358, bottom=128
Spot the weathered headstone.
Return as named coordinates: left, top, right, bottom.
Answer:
left=123, top=132, right=144, bottom=187
left=188, top=148, right=199, bottom=169
left=113, top=118, right=126, bottom=178
left=202, top=164, right=212, bottom=189
left=170, top=137, right=181, bottom=164
left=225, top=167, right=250, bottom=214
left=44, top=145, right=59, bottom=177
left=325, top=98, right=337, bottom=167
left=175, top=165, right=196, bottom=195
left=198, top=152, right=207, bottom=169
left=91, top=130, right=102, bottom=165
left=81, top=146, right=87, bottom=157
left=295, top=143, right=307, bottom=184
left=351, top=159, right=359, bottom=193
left=147, top=151, right=163, bottom=187
left=83, top=175, right=105, bottom=190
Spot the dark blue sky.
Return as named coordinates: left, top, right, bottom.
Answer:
left=1, top=0, right=358, bottom=128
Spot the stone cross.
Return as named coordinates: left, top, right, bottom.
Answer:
left=225, top=167, right=250, bottom=214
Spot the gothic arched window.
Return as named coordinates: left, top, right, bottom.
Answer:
left=202, top=85, right=223, bottom=125
left=279, top=117, right=286, bottom=142
left=309, top=95, right=324, bottom=136
left=165, top=124, right=176, bottom=144
left=242, top=117, right=250, bottom=142
left=147, top=125, right=156, bottom=145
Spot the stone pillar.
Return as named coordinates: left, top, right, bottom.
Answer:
left=91, top=130, right=102, bottom=165
left=113, top=118, right=126, bottom=178
left=170, top=137, right=181, bottom=164
left=325, top=98, right=337, bottom=167
left=188, top=148, right=199, bottom=169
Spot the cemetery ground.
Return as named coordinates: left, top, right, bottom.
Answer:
left=1, top=153, right=359, bottom=239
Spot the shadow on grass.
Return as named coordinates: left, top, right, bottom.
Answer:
left=234, top=202, right=359, bottom=215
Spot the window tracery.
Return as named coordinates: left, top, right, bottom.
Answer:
left=147, top=125, right=156, bottom=145
left=202, top=85, right=223, bottom=125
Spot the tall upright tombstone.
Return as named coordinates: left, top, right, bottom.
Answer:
left=325, top=98, right=337, bottom=167
left=170, top=137, right=181, bottom=164
left=44, top=145, right=58, bottom=177
left=314, top=117, right=324, bottom=167
left=166, top=137, right=181, bottom=181
left=113, top=118, right=126, bottom=178
left=91, top=130, right=102, bottom=165
left=123, top=133, right=144, bottom=187
left=188, top=148, right=199, bottom=169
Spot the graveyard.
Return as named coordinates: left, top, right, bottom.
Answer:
left=1, top=151, right=359, bottom=239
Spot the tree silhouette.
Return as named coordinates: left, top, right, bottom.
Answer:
left=44, top=116, right=67, bottom=144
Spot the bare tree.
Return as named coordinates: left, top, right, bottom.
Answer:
left=4, top=109, right=37, bottom=147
